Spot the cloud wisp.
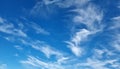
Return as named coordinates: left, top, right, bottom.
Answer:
left=66, top=0, right=103, bottom=57
left=28, top=22, right=50, bottom=35
left=0, top=17, right=27, bottom=37
left=20, top=56, right=66, bottom=69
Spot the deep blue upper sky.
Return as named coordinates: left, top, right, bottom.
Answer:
left=0, top=0, right=120, bottom=69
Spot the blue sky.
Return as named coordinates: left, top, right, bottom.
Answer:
left=0, top=0, right=120, bottom=69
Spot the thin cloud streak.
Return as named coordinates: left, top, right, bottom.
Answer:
left=30, top=22, right=50, bottom=35
left=66, top=1, right=103, bottom=57
left=0, top=17, right=27, bottom=37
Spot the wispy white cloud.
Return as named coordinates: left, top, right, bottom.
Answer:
left=20, top=37, right=120, bottom=69
left=32, top=45, right=63, bottom=58
left=20, top=53, right=120, bottom=69
left=14, top=45, right=23, bottom=50
left=113, top=16, right=120, bottom=20
left=30, top=22, right=50, bottom=35
left=83, top=46, right=120, bottom=69
left=21, top=17, right=50, bottom=35
left=73, top=4, right=103, bottom=31
left=94, top=49, right=105, bottom=58
left=67, top=44, right=82, bottom=57
left=108, top=16, right=120, bottom=51
left=43, top=0, right=59, bottom=5
left=30, top=0, right=90, bottom=19
left=112, top=34, right=120, bottom=51
left=20, top=38, right=119, bottom=69
left=20, top=56, right=48, bottom=68
left=73, top=0, right=90, bottom=7
left=20, top=39, right=66, bottom=60
left=3, top=36, right=15, bottom=41
left=0, top=17, right=27, bottom=37
left=71, top=29, right=90, bottom=46
left=75, top=47, right=119, bottom=69
left=20, top=56, right=65, bottom=69
left=43, top=0, right=89, bottom=8
left=77, top=58, right=118, bottom=69
left=66, top=2, right=103, bottom=57
left=93, top=48, right=115, bottom=59
left=30, top=1, right=52, bottom=19
left=19, top=39, right=72, bottom=69
left=109, top=16, right=120, bottom=30
left=66, top=29, right=90, bottom=57
left=19, top=38, right=73, bottom=68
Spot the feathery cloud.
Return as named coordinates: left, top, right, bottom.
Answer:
left=66, top=29, right=90, bottom=57
left=68, top=45, right=82, bottom=57
left=32, top=45, right=63, bottom=58
left=30, top=22, right=50, bottom=35
left=14, top=45, right=23, bottom=50
left=66, top=1, right=103, bottom=57
left=112, top=34, right=120, bottom=51
left=0, top=17, right=27, bottom=37
left=73, top=4, right=103, bottom=31
left=20, top=56, right=65, bottom=69
left=77, top=58, right=118, bottom=69
left=109, top=16, right=120, bottom=30
left=55, top=0, right=89, bottom=8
